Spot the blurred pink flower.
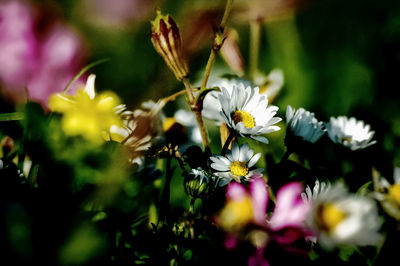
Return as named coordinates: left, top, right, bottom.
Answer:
left=0, top=0, right=86, bottom=107
left=80, top=0, right=157, bottom=29
left=218, top=177, right=312, bottom=265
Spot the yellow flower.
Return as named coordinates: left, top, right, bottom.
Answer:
left=48, top=74, right=123, bottom=144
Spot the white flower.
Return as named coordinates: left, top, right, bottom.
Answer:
left=373, top=167, right=400, bottom=220
left=327, top=116, right=376, bottom=150
left=307, top=182, right=382, bottom=249
left=301, top=179, right=330, bottom=204
left=218, top=83, right=281, bottom=144
left=286, top=105, right=325, bottom=143
left=202, top=78, right=252, bottom=124
left=210, top=143, right=262, bottom=186
left=173, top=109, right=202, bottom=144
left=202, top=71, right=284, bottom=125
left=255, top=69, right=284, bottom=101
left=189, top=167, right=209, bottom=185
left=108, top=100, right=164, bottom=166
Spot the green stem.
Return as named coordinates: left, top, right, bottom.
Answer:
left=249, top=20, right=261, bottom=82
left=221, top=131, right=235, bottom=156
left=200, top=0, right=234, bottom=89
left=188, top=198, right=196, bottom=215
left=183, top=78, right=211, bottom=155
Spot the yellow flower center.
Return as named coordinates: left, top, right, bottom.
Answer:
left=317, top=203, right=346, bottom=233
left=232, top=110, right=255, bottom=129
left=219, top=196, right=254, bottom=231
left=341, top=137, right=352, bottom=143
left=388, top=184, right=400, bottom=205
left=230, top=161, right=249, bottom=177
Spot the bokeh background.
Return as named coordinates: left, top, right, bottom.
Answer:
left=1, top=0, right=400, bottom=264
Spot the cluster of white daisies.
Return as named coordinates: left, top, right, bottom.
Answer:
left=183, top=79, right=383, bottom=250
left=203, top=80, right=376, bottom=186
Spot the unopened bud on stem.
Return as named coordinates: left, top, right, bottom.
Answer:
left=151, top=11, right=189, bottom=81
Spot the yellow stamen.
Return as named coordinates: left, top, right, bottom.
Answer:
left=230, top=161, right=249, bottom=177
left=232, top=110, right=255, bottom=129
left=388, top=184, right=400, bottom=205
left=341, top=137, right=352, bottom=143
left=317, top=203, right=346, bottom=233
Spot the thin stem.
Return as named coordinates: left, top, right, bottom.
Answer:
left=183, top=78, right=211, bottom=154
left=220, top=0, right=234, bottom=30
left=201, top=50, right=217, bottom=89
left=182, top=78, right=196, bottom=104
left=200, top=0, right=234, bottom=89
left=249, top=20, right=261, bottom=82
left=221, top=131, right=235, bottom=156
left=188, top=198, right=196, bottom=215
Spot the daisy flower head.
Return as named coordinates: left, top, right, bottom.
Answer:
left=373, top=167, right=400, bottom=220
left=286, top=105, right=326, bottom=144
left=301, top=179, right=330, bottom=204
left=210, top=142, right=262, bottom=186
left=202, top=78, right=252, bottom=124
left=327, top=116, right=376, bottom=151
left=218, top=83, right=281, bottom=144
left=306, top=182, right=382, bottom=249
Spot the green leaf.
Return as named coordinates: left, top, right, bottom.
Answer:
left=0, top=112, right=24, bottom=121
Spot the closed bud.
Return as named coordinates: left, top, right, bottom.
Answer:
left=151, top=10, right=189, bottom=81
left=184, top=168, right=210, bottom=199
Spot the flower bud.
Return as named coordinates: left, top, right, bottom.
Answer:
left=151, top=11, right=189, bottom=81
left=184, top=168, right=210, bottom=198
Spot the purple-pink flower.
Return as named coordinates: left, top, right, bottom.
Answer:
left=217, top=177, right=312, bottom=265
left=0, top=0, right=86, bottom=108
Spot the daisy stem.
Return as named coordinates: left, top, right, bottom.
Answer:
left=221, top=131, right=235, bottom=156
left=188, top=198, right=196, bottom=215
left=249, top=20, right=261, bottom=83
left=200, top=0, right=234, bottom=90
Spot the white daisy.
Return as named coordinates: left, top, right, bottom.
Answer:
left=202, top=71, right=284, bottom=125
left=327, top=116, right=376, bottom=151
left=286, top=105, right=326, bottom=143
left=189, top=167, right=209, bottom=185
left=202, top=78, right=252, bottom=124
left=301, top=179, right=330, bottom=204
left=373, top=167, right=400, bottom=220
left=173, top=109, right=202, bottom=145
left=218, top=83, right=281, bottom=144
left=307, top=182, right=382, bottom=249
left=210, top=142, right=263, bottom=186
left=108, top=100, right=164, bottom=166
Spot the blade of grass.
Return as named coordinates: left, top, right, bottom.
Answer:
left=0, top=112, right=24, bottom=121
left=63, top=58, right=111, bottom=93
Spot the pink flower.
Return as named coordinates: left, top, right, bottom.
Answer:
left=217, top=177, right=312, bottom=265
left=0, top=0, right=86, bottom=108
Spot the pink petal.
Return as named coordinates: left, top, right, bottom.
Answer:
left=269, top=182, right=311, bottom=231
left=250, top=177, right=268, bottom=225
